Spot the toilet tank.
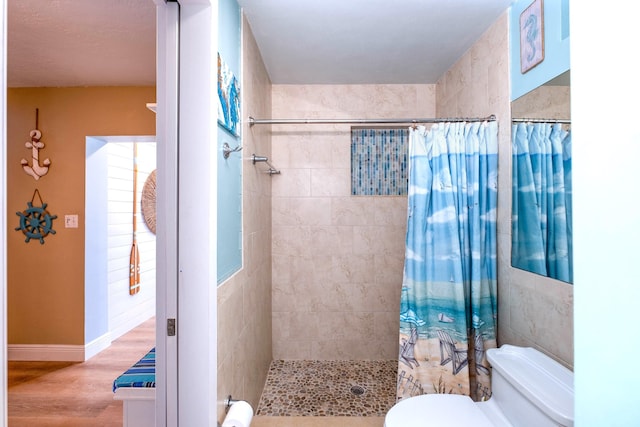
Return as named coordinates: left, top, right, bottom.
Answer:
left=487, top=345, right=574, bottom=427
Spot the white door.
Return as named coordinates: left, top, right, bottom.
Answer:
left=154, top=1, right=218, bottom=425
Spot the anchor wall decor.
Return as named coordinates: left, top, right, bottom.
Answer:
left=21, top=109, right=51, bottom=180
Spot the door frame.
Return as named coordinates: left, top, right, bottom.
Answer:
left=154, top=0, right=218, bottom=425
left=0, top=0, right=7, bottom=422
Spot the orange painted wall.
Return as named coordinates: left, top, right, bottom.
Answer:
left=7, top=86, right=155, bottom=345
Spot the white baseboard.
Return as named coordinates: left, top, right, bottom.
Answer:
left=8, top=312, right=154, bottom=362
left=109, top=308, right=155, bottom=342
left=84, top=332, right=112, bottom=361
left=8, top=344, right=85, bottom=362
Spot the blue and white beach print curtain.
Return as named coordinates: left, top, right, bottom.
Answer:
left=397, top=121, right=498, bottom=402
left=511, top=123, right=572, bottom=283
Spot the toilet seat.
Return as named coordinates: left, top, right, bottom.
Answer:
left=384, top=394, right=496, bottom=427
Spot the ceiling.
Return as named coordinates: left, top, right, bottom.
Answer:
left=8, top=0, right=513, bottom=88
left=238, top=0, right=513, bottom=84
left=8, top=0, right=156, bottom=88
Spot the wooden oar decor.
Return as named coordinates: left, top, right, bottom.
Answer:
left=129, top=142, right=141, bottom=295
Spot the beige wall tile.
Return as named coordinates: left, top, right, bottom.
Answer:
left=373, top=197, right=408, bottom=226
left=374, top=254, right=405, bottom=285
left=331, top=197, right=377, bottom=226
left=271, top=84, right=435, bottom=359
left=272, top=197, right=332, bottom=226
left=311, top=168, right=351, bottom=197
left=271, top=168, right=311, bottom=197
left=272, top=225, right=312, bottom=256
left=273, top=339, right=312, bottom=360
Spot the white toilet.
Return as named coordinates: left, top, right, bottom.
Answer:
left=385, top=344, right=574, bottom=427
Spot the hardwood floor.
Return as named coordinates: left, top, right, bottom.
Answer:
left=8, top=318, right=155, bottom=427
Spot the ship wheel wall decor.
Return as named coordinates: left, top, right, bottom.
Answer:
left=141, top=169, right=156, bottom=234
left=15, top=189, right=57, bottom=244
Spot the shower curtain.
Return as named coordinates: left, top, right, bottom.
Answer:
left=511, top=122, right=572, bottom=283
left=397, top=121, right=498, bottom=402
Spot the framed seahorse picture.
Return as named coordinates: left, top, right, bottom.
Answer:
left=519, top=0, right=544, bottom=74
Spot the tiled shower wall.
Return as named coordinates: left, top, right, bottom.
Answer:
left=436, top=12, right=573, bottom=368
left=271, top=84, right=435, bottom=360
left=217, top=17, right=272, bottom=420
left=511, top=85, right=571, bottom=119
left=216, top=15, right=574, bottom=423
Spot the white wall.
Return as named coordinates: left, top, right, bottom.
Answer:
left=85, top=137, right=156, bottom=359
left=572, top=3, right=640, bottom=425
left=106, top=141, right=156, bottom=340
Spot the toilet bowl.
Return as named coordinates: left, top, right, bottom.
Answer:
left=385, top=345, right=574, bottom=427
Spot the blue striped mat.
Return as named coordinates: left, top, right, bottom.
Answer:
left=113, top=347, right=156, bottom=392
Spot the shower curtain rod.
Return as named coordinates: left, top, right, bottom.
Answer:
left=512, top=117, right=571, bottom=124
left=248, top=114, right=496, bottom=126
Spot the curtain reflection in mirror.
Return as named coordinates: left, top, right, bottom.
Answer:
left=511, top=122, right=572, bottom=283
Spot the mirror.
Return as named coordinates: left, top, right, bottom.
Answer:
left=511, top=70, right=572, bottom=283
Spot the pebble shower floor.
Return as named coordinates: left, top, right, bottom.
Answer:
left=256, top=360, right=398, bottom=416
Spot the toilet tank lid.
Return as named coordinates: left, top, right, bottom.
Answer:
left=487, top=345, right=574, bottom=426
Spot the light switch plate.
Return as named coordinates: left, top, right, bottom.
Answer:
left=65, top=214, right=78, bottom=228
